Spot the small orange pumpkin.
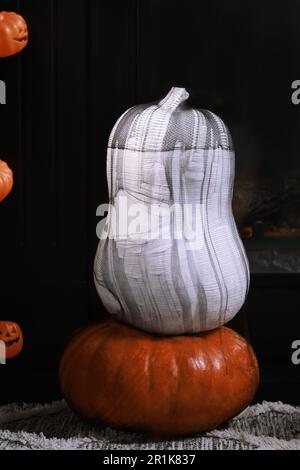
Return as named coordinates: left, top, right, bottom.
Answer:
left=59, top=321, right=259, bottom=436
left=0, top=160, right=13, bottom=202
left=0, top=12, right=28, bottom=58
left=0, top=321, right=23, bottom=359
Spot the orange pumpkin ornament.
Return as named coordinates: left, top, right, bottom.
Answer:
left=0, top=160, right=13, bottom=202
left=0, top=12, right=28, bottom=58
left=0, top=321, right=23, bottom=359
left=59, top=321, right=259, bottom=436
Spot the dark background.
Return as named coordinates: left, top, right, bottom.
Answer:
left=0, top=0, right=299, bottom=405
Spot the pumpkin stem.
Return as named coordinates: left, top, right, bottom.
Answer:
left=159, top=87, right=189, bottom=111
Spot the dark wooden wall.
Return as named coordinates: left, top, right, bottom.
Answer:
left=0, top=0, right=299, bottom=405
left=0, top=0, right=139, bottom=403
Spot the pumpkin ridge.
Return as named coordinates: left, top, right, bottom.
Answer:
left=89, top=331, right=133, bottom=425
left=59, top=322, right=102, bottom=380
left=59, top=324, right=107, bottom=413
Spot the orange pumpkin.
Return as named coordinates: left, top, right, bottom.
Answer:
left=0, top=160, right=13, bottom=202
left=0, top=12, right=28, bottom=58
left=0, top=321, right=23, bottom=359
left=59, top=321, right=259, bottom=436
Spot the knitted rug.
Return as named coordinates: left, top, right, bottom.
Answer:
left=0, top=401, right=299, bottom=450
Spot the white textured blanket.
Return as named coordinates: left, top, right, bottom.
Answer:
left=0, top=401, right=299, bottom=450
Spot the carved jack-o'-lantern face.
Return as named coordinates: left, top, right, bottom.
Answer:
left=0, top=12, right=28, bottom=58
left=0, top=322, right=23, bottom=359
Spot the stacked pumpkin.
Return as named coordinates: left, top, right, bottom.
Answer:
left=60, top=88, right=259, bottom=436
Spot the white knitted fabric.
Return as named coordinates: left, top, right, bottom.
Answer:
left=0, top=401, right=299, bottom=450
left=94, top=87, right=249, bottom=334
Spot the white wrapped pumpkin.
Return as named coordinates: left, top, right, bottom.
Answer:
left=94, top=87, right=249, bottom=334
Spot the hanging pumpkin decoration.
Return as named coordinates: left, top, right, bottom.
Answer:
left=0, top=11, right=28, bottom=58
left=0, top=321, right=23, bottom=359
left=60, top=320, right=259, bottom=437
left=0, top=160, right=13, bottom=202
